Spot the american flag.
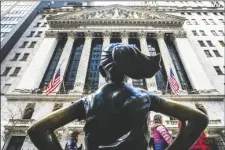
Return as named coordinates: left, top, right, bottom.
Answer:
left=45, top=68, right=61, bottom=96
left=168, top=68, right=179, bottom=95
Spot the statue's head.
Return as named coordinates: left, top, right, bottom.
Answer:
left=99, top=43, right=161, bottom=83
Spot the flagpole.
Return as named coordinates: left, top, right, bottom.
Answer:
left=165, top=80, right=168, bottom=94
left=62, top=80, right=66, bottom=94
left=165, top=66, right=170, bottom=94
left=58, top=59, right=65, bottom=69
left=59, top=59, right=66, bottom=94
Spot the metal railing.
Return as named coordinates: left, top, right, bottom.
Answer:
left=165, top=119, right=222, bottom=127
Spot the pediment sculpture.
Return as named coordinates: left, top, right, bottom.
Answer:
left=49, top=5, right=182, bottom=21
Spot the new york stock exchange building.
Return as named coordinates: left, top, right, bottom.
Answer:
left=1, top=3, right=225, bottom=150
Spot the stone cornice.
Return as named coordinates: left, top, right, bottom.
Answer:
left=48, top=19, right=183, bottom=29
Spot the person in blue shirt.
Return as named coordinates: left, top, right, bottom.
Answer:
left=65, top=131, right=83, bottom=150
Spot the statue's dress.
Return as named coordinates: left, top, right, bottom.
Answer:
left=77, top=82, right=160, bottom=150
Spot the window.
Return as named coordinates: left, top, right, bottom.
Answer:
left=191, top=19, right=198, bottom=25
left=219, top=12, right=224, bottom=15
left=218, top=30, right=225, bottom=36
left=214, top=66, right=223, bottom=75
left=203, top=12, right=208, bottom=15
left=11, top=53, right=20, bottom=61
left=202, top=19, right=209, bottom=25
left=10, top=67, right=21, bottom=76
left=1, top=32, right=7, bottom=38
left=192, top=30, right=198, bottom=36
left=213, top=12, right=218, bottom=16
left=20, top=53, right=29, bottom=61
left=209, top=19, right=216, bottom=25
left=185, top=19, right=191, bottom=25
left=40, top=15, right=46, bottom=19
left=198, top=41, right=206, bottom=47
left=181, top=12, right=185, bottom=15
left=34, top=22, right=41, bottom=27
left=1, top=67, right=11, bottom=76
left=22, top=103, right=35, bottom=119
left=219, top=41, right=225, bottom=47
left=199, top=30, right=207, bottom=36
left=41, top=22, right=47, bottom=27
left=197, top=12, right=201, bottom=15
left=187, top=12, right=191, bottom=15
left=219, top=19, right=225, bottom=24
left=204, top=50, right=212, bottom=57
left=211, top=30, right=218, bottom=36
left=35, top=31, right=42, bottom=37
left=5, top=136, right=26, bottom=150
left=206, top=41, right=215, bottom=47
left=28, top=41, right=37, bottom=48
left=52, top=103, right=63, bottom=111
left=27, top=31, right=35, bottom=37
left=1, top=84, right=11, bottom=94
left=213, top=50, right=222, bottom=57
left=19, top=41, right=28, bottom=48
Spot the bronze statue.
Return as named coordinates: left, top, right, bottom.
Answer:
left=28, top=43, right=208, bottom=150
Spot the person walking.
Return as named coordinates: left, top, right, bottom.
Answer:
left=151, top=114, right=173, bottom=150
left=65, top=131, right=83, bottom=150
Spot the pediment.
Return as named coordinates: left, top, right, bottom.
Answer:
left=47, top=5, right=185, bottom=28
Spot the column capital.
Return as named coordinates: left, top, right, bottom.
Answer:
left=138, top=31, right=147, bottom=38
left=172, top=31, right=187, bottom=38
left=155, top=31, right=165, bottom=39
left=84, top=31, right=93, bottom=38
left=102, top=31, right=111, bottom=37
left=120, top=30, right=129, bottom=38
left=45, top=31, right=59, bottom=38
left=67, top=31, right=77, bottom=39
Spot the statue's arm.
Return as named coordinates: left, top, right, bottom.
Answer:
left=149, top=94, right=208, bottom=150
left=27, top=99, right=86, bottom=150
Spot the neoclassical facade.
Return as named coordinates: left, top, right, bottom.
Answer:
left=1, top=4, right=224, bottom=150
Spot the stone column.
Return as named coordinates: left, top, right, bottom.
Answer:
left=15, top=31, right=59, bottom=92
left=172, top=31, right=215, bottom=92
left=54, top=32, right=76, bottom=93
left=121, top=31, right=132, bottom=85
left=72, top=31, right=93, bottom=94
left=156, top=31, right=182, bottom=90
left=121, top=31, right=129, bottom=44
left=138, top=31, right=158, bottom=92
left=98, top=31, right=111, bottom=88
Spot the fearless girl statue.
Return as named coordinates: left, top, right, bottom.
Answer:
left=28, top=43, right=208, bottom=150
